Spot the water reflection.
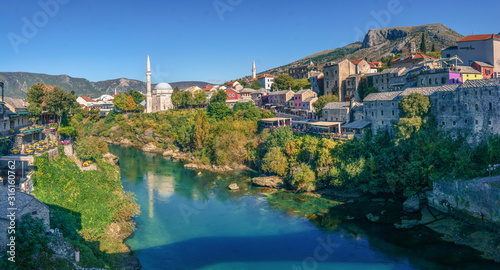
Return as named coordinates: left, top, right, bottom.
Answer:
left=110, top=145, right=499, bottom=270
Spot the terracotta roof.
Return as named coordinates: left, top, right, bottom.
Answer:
left=472, top=61, right=493, bottom=68
left=458, top=34, right=500, bottom=42
left=318, top=75, right=324, bottom=79
left=352, top=60, right=363, bottom=65
left=258, top=74, right=275, bottom=79
left=79, top=96, right=95, bottom=102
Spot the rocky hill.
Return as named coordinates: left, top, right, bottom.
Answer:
left=262, top=23, right=463, bottom=75
left=0, top=72, right=210, bottom=98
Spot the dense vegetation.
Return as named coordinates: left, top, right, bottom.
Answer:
left=75, top=92, right=500, bottom=197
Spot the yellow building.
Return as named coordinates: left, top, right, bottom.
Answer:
left=460, top=66, right=483, bottom=83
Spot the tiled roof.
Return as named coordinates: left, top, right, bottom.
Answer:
left=323, top=102, right=350, bottom=110
left=342, top=120, right=371, bottom=129
left=457, top=65, right=481, bottom=74
left=458, top=34, right=500, bottom=42
left=473, top=61, right=493, bottom=68
left=268, top=90, right=293, bottom=95
left=459, top=78, right=500, bottom=88
left=364, top=91, right=402, bottom=101
left=295, top=89, right=312, bottom=95
left=0, top=188, right=46, bottom=220
left=258, top=74, right=275, bottom=79
left=79, top=96, right=95, bottom=102
left=352, top=60, right=363, bottom=65
left=400, top=85, right=459, bottom=97
left=240, top=88, right=256, bottom=93
left=303, top=97, right=318, bottom=103
left=318, top=75, right=324, bottom=79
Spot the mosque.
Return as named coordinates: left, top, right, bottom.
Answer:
left=145, top=55, right=174, bottom=113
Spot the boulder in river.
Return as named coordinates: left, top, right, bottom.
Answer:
left=228, top=183, right=239, bottom=190
left=394, top=219, right=420, bottom=229
left=403, top=195, right=420, bottom=212
left=366, top=213, right=380, bottom=222
left=251, top=176, right=285, bottom=189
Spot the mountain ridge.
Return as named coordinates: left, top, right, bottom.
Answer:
left=0, top=72, right=210, bottom=99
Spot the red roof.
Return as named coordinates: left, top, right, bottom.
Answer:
left=258, top=74, right=275, bottom=79
left=391, top=54, right=435, bottom=62
left=79, top=96, right=95, bottom=102
left=202, top=84, right=213, bottom=91
left=352, top=60, right=363, bottom=65
left=458, top=34, right=500, bottom=42
left=318, top=75, right=324, bottom=79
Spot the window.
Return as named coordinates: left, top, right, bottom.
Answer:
left=372, top=112, right=374, bottom=117
left=475, top=104, right=479, bottom=111
left=465, top=119, right=468, bottom=124
left=453, top=106, right=456, bottom=112
left=435, top=78, right=438, bottom=84
left=489, top=102, right=492, bottom=110
left=475, top=120, right=479, bottom=125
left=421, top=79, right=424, bottom=85
left=452, top=78, right=455, bottom=84
left=382, top=121, right=384, bottom=125
left=441, top=106, right=445, bottom=112
left=489, top=120, right=492, bottom=125
left=489, top=90, right=492, bottom=95
left=429, top=78, right=432, bottom=85
left=442, top=122, right=445, bottom=126
left=381, top=110, right=384, bottom=116
left=31, top=211, right=37, bottom=215
left=453, top=121, right=456, bottom=126
left=392, top=110, right=395, bottom=116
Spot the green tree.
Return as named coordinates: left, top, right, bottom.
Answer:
left=113, top=93, right=128, bottom=111
left=44, top=86, right=78, bottom=127
left=431, top=43, right=436, bottom=52
left=13, top=215, right=52, bottom=269
left=26, top=83, right=46, bottom=105
left=250, top=80, right=262, bottom=90
left=420, top=33, right=427, bottom=53
left=207, top=102, right=232, bottom=120
left=193, top=110, right=209, bottom=150
left=193, top=89, right=207, bottom=105
left=210, top=89, right=227, bottom=104
left=27, top=103, right=42, bottom=122
left=293, top=78, right=311, bottom=91
left=312, top=95, right=339, bottom=117
left=128, top=90, right=145, bottom=104
left=272, top=74, right=295, bottom=90
left=290, top=163, right=316, bottom=192
left=125, top=95, right=137, bottom=111
left=399, top=93, right=430, bottom=118
left=213, top=131, right=247, bottom=165
left=264, top=126, right=295, bottom=151
left=262, top=147, right=289, bottom=177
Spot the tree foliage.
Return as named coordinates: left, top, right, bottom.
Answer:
left=399, top=93, right=430, bottom=118
left=293, top=78, right=311, bottom=91
left=312, top=95, right=339, bottom=117
left=262, top=147, right=289, bottom=177
left=210, top=89, right=227, bottom=104
left=113, top=93, right=128, bottom=111
left=125, top=95, right=137, bottom=111
left=250, top=80, right=262, bottom=90
left=272, top=74, right=295, bottom=90
left=128, top=90, right=145, bottom=104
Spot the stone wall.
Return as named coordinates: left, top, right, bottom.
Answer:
left=426, top=176, right=500, bottom=224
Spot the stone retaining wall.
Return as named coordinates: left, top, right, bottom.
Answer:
left=426, top=176, right=500, bottom=224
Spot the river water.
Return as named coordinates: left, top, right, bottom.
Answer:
left=110, top=145, right=498, bottom=270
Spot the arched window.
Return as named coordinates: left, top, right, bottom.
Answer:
left=442, top=77, right=446, bottom=84
left=452, top=78, right=455, bottom=84
left=435, top=78, right=438, bottom=84
left=421, top=79, right=424, bottom=85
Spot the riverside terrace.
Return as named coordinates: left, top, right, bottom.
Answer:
left=259, top=118, right=369, bottom=139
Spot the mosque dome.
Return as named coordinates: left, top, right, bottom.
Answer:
left=155, top=82, right=173, bottom=91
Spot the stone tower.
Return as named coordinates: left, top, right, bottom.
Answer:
left=146, top=55, right=152, bottom=113
left=252, top=60, right=257, bottom=79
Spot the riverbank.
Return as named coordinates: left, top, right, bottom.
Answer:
left=31, top=149, right=141, bottom=269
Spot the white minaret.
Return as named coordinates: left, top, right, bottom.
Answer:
left=146, top=55, right=152, bottom=113
left=252, top=60, right=256, bottom=79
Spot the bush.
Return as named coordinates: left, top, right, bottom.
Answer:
left=290, top=163, right=316, bottom=192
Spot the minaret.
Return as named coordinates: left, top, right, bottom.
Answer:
left=252, top=60, right=256, bottom=79
left=146, top=55, right=153, bottom=113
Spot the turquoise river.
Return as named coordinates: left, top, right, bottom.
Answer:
left=110, top=145, right=499, bottom=270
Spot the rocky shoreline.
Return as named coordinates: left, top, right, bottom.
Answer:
left=107, top=139, right=500, bottom=264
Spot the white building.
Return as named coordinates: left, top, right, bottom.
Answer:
left=258, top=75, right=275, bottom=91
left=145, top=55, right=174, bottom=113
left=76, top=96, right=96, bottom=107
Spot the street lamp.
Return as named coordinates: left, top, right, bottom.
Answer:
left=0, top=81, right=4, bottom=102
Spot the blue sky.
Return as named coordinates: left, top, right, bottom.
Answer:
left=1, top=0, right=499, bottom=84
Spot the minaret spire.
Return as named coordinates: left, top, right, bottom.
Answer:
left=252, top=60, right=256, bottom=79
left=146, top=54, right=153, bottom=113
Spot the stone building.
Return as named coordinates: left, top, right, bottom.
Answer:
left=268, top=90, right=294, bottom=106
left=288, top=62, right=323, bottom=79
left=441, top=46, right=458, bottom=58
left=416, top=66, right=482, bottom=87
left=457, top=34, right=500, bottom=78
left=258, top=75, right=275, bottom=91
left=472, top=61, right=495, bottom=79
left=352, top=59, right=378, bottom=74
left=363, top=91, right=402, bottom=135
left=365, top=67, right=407, bottom=92
left=293, top=89, right=317, bottom=110
left=310, top=74, right=324, bottom=94
left=430, top=79, right=500, bottom=144
left=0, top=188, right=50, bottom=251
left=323, top=59, right=355, bottom=100
left=145, top=55, right=174, bottom=113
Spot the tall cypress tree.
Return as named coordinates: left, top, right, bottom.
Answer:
left=420, top=33, right=427, bottom=53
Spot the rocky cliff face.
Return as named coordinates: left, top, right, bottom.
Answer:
left=361, top=23, right=463, bottom=53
